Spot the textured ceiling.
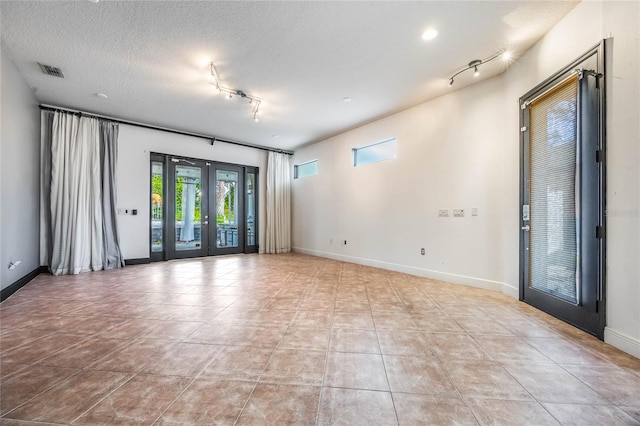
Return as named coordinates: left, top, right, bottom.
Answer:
left=0, top=1, right=578, bottom=151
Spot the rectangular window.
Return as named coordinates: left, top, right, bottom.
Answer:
left=294, top=160, right=318, bottom=179
left=353, top=137, right=397, bottom=167
left=150, top=160, right=164, bottom=254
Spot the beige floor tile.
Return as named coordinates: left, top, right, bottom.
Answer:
left=467, top=399, right=560, bottom=426
left=324, top=352, right=389, bottom=391
left=618, top=406, right=640, bottom=423
left=543, top=403, right=639, bottom=426
left=201, top=345, right=273, bottom=381
left=3, top=370, right=131, bottom=424
left=377, top=330, right=431, bottom=356
left=142, top=342, right=222, bottom=377
left=332, top=311, right=375, bottom=330
left=156, top=378, right=255, bottom=425
left=278, top=327, right=331, bottom=351
left=0, top=365, right=78, bottom=415
left=425, top=333, right=492, bottom=361
left=1, top=253, right=637, bottom=426
left=73, top=374, right=191, bottom=425
left=329, top=328, right=380, bottom=354
left=474, top=335, right=552, bottom=363
left=261, top=349, right=326, bottom=386
left=392, top=393, right=478, bottom=425
left=237, top=383, right=320, bottom=425
left=444, top=360, right=532, bottom=401
left=501, top=361, right=608, bottom=404
left=561, top=364, right=640, bottom=406
left=1, top=333, right=87, bottom=365
left=317, top=387, right=397, bottom=425
left=383, top=355, right=457, bottom=396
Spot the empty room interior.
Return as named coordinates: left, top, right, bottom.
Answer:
left=1, top=1, right=639, bottom=425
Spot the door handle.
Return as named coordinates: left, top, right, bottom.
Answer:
left=522, top=225, right=530, bottom=231
left=203, top=221, right=209, bottom=225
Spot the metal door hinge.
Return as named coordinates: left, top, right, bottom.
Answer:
left=520, top=126, right=527, bottom=132
left=595, top=150, right=603, bottom=163
left=596, top=226, right=604, bottom=239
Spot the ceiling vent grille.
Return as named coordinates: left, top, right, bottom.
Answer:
left=38, top=63, right=64, bottom=78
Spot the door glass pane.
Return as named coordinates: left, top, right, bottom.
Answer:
left=529, top=76, right=579, bottom=303
left=247, top=172, right=256, bottom=246
left=151, top=161, right=163, bottom=252
left=175, top=165, right=202, bottom=251
left=216, top=170, right=238, bottom=248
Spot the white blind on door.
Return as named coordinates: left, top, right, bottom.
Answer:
left=529, top=75, right=579, bottom=303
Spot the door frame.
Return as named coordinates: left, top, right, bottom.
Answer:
left=518, top=41, right=607, bottom=339
left=149, top=152, right=259, bottom=260
left=166, top=156, right=210, bottom=260
left=208, top=163, right=245, bottom=256
left=244, top=166, right=259, bottom=254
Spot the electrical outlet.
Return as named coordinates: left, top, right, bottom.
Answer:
left=438, top=209, right=449, bottom=217
left=472, top=208, right=478, bottom=216
left=453, top=209, right=465, bottom=217
left=420, top=248, right=425, bottom=255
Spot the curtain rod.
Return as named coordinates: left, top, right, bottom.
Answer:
left=39, top=104, right=293, bottom=155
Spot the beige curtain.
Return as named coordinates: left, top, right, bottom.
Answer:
left=40, top=110, right=124, bottom=275
left=265, top=151, right=291, bottom=253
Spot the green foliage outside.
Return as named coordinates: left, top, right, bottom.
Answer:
left=152, top=174, right=201, bottom=222
left=217, top=183, right=236, bottom=224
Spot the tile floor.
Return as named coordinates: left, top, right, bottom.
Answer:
left=0, top=253, right=639, bottom=425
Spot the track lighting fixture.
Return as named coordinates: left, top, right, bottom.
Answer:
left=448, top=50, right=511, bottom=87
left=210, top=62, right=263, bottom=121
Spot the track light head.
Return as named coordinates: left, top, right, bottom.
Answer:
left=210, top=61, right=264, bottom=120
left=447, top=54, right=506, bottom=87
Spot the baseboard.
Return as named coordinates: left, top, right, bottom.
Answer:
left=124, top=258, right=151, bottom=265
left=293, top=247, right=514, bottom=296
left=501, top=283, right=519, bottom=299
left=0, top=267, right=41, bottom=302
left=604, top=327, right=640, bottom=358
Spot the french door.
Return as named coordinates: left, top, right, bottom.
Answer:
left=211, top=165, right=244, bottom=255
left=150, top=154, right=258, bottom=261
left=519, top=44, right=605, bottom=338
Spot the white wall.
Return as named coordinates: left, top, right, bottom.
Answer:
left=293, top=76, right=513, bottom=294
left=116, top=124, right=268, bottom=260
left=0, top=45, right=41, bottom=291
left=503, top=0, right=640, bottom=357
left=292, top=0, right=640, bottom=357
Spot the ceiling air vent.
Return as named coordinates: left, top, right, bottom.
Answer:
left=38, top=62, right=64, bottom=78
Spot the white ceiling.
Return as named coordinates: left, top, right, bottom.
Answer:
left=0, top=1, right=578, bottom=151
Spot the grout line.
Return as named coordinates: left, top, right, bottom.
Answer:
left=367, top=276, right=400, bottom=426
left=313, top=261, right=339, bottom=425
left=68, top=371, right=138, bottom=424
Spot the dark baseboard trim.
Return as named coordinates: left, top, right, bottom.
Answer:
left=39, top=265, right=49, bottom=274
left=1, top=267, right=41, bottom=302
left=125, top=258, right=151, bottom=265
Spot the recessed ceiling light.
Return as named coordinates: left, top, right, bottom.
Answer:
left=343, top=97, right=352, bottom=103
left=96, top=93, right=108, bottom=99
left=421, top=28, right=438, bottom=41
